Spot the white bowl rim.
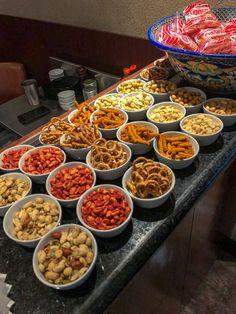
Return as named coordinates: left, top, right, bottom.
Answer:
left=19, top=146, right=66, bottom=177
left=202, top=98, right=236, bottom=117
left=0, top=144, right=34, bottom=171
left=46, top=161, right=96, bottom=203
left=86, top=142, right=132, bottom=172
left=169, top=86, right=207, bottom=108
left=76, top=184, right=134, bottom=233
left=140, top=66, right=169, bottom=81
left=122, top=162, right=175, bottom=201
left=180, top=113, right=224, bottom=137
left=116, top=78, right=146, bottom=93
left=143, top=79, right=177, bottom=96
left=153, top=131, right=200, bottom=162
left=32, top=223, right=98, bottom=289
left=146, top=101, right=186, bottom=124
left=0, top=172, right=32, bottom=210
left=3, top=193, right=62, bottom=244
left=90, top=108, right=128, bottom=131
left=119, top=91, right=154, bottom=113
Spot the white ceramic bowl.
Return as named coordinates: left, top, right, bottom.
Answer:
left=38, top=134, right=60, bottom=147
left=0, top=172, right=32, bottom=217
left=116, top=121, right=159, bottom=155
left=33, top=224, right=98, bottom=290
left=90, top=108, right=128, bottom=139
left=46, top=162, right=96, bottom=208
left=203, top=98, right=236, bottom=127
left=147, top=102, right=186, bottom=132
left=122, top=163, right=175, bottom=208
left=180, top=114, right=224, bottom=146
left=120, top=92, right=154, bottom=121
left=153, top=131, right=199, bottom=169
left=86, top=143, right=132, bottom=180
left=68, top=108, right=95, bottom=126
left=170, top=87, right=207, bottom=115
left=0, top=145, right=34, bottom=173
left=94, top=93, right=123, bottom=109
left=77, top=184, right=133, bottom=238
left=116, top=79, right=145, bottom=94
left=3, top=194, right=62, bottom=248
left=19, top=146, right=66, bottom=184
left=58, top=90, right=75, bottom=99
left=140, top=66, right=169, bottom=81
left=60, top=130, right=102, bottom=161
left=143, top=80, right=176, bottom=103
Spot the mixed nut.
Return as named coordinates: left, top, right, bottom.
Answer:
left=204, top=99, right=236, bottom=115
left=144, top=80, right=176, bottom=94
left=182, top=114, right=222, bottom=135
left=171, top=88, right=205, bottom=107
left=95, top=94, right=122, bottom=109
left=148, top=105, right=184, bottom=122
left=117, top=79, right=144, bottom=94
left=120, top=92, right=153, bottom=111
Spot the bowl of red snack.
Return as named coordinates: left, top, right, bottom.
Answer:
left=19, top=146, right=66, bottom=184
left=0, top=145, right=34, bottom=173
left=77, top=185, right=133, bottom=238
left=148, top=3, right=236, bottom=93
left=46, top=162, right=96, bottom=208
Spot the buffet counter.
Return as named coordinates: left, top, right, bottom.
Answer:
left=0, top=64, right=236, bottom=314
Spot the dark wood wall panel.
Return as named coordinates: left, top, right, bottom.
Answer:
left=0, top=15, right=162, bottom=85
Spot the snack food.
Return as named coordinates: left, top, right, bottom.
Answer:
left=0, top=176, right=29, bottom=206
left=126, top=157, right=172, bottom=198
left=182, top=114, right=221, bottom=135
left=154, top=57, right=172, bottom=68
left=120, top=92, right=153, bottom=112
left=1, top=147, right=31, bottom=169
left=50, top=165, right=94, bottom=200
left=37, top=227, right=94, bottom=284
left=157, top=134, right=194, bottom=159
left=40, top=118, right=73, bottom=145
left=61, top=125, right=100, bottom=149
left=81, top=188, right=131, bottom=230
left=95, top=94, right=122, bottom=109
left=90, top=139, right=127, bottom=170
left=92, top=108, right=125, bottom=129
left=117, top=79, right=144, bottom=94
left=204, top=99, right=236, bottom=115
left=170, top=88, right=205, bottom=107
left=120, top=124, right=158, bottom=145
left=13, top=197, right=59, bottom=240
left=141, top=67, right=168, bottom=81
left=70, top=101, right=96, bottom=125
left=144, top=80, right=176, bottom=94
left=22, top=147, right=65, bottom=175
left=148, top=105, right=184, bottom=122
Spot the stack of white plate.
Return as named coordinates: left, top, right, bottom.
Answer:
left=49, top=68, right=64, bottom=81
left=58, top=90, right=76, bottom=111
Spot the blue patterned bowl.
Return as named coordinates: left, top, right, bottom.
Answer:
left=148, top=8, right=236, bottom=94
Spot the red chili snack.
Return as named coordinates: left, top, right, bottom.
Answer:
left=2, top=147, right=31, bottom=169
left=81, top=188, right=131, bottom=230
left=50, top=165, right=94, bottom=200
left=22, top=147, right=64, bottom=175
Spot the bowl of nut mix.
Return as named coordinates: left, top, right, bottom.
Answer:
left=170, top=87, right=207, bottom=115
left=3, top=194, right=62, bottom=247
left=143, top=80, right=177, bottom=102
left=116, top=79, right=145, bottom=94
left=203, top=98, right=236, bottom=127
left=0, top=173, right=32, bottom=217
left=180, top=113, right=223, bottom=146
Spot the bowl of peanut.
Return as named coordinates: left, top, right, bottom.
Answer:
left=3, top=194, right=62, bottom=248
left=203, top=98, right=236, bottom=127
left=33, top=224, right=97, bottom=289
left=147, top=102, right=186, bottom=132
left=143, top=80, right=177, bottom=102
left=180, top=114, right=223, bottom=146
left=170, top=87, right=207, bottom=115
left=0, top=173, right=32, bottom=217
left=94, top=93, right=123, bottom=109
left=116, top=79, right=145, bottom=94
left=140, top=66, right=169, bottom=81
left=120, top=92, right=154, bottom=120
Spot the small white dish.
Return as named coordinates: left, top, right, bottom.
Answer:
left=153, top=131, right=199, bottom=169
left=77, top=184, right=133, bottom=238
left=3, top=194, right=62, bottom=248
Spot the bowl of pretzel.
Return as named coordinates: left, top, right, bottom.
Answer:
left=60, top=124, right=102, bottom=160
left=122, top=157, right=175, bottom=208
left=90, top=107, right=128, bottom=139
left=116, top=121, right=159, bottom=155
left=86, top=139, right=132, bottom=180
